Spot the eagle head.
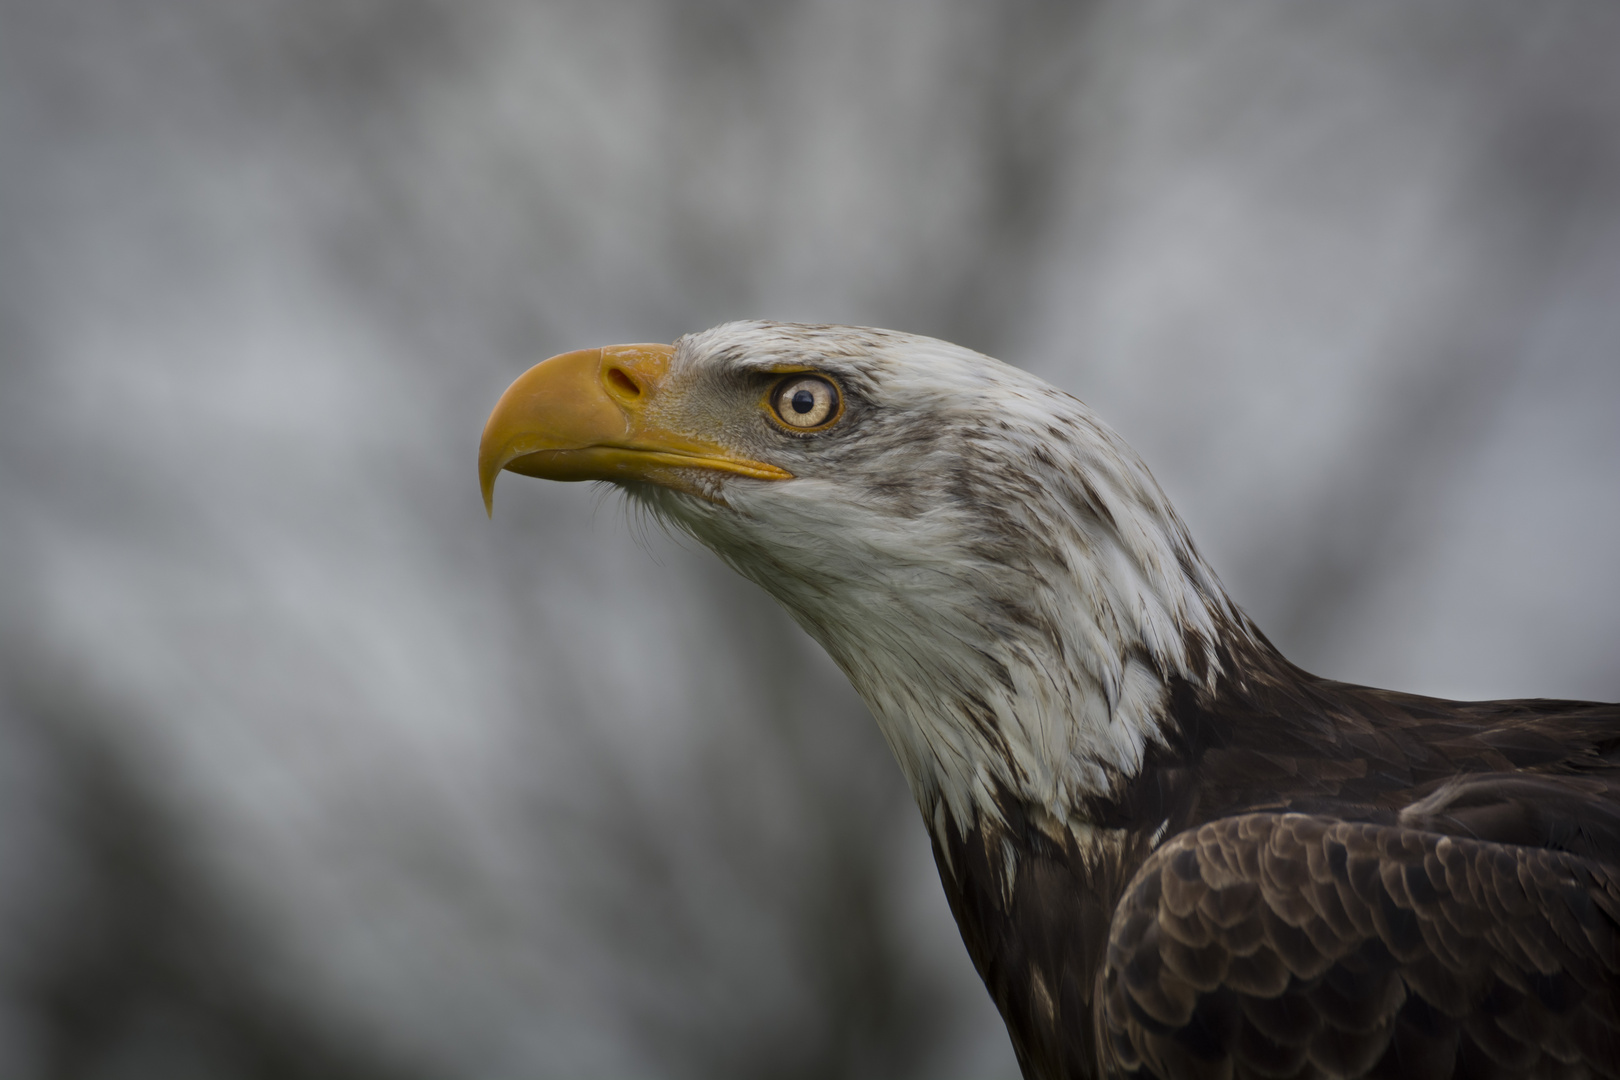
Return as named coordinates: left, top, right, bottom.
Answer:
left=480, top=321, right=1242, bottom=836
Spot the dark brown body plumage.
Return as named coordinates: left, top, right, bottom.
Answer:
left=934, top=625, right=1620, bottom=1080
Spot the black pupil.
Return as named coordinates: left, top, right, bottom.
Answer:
left=791, top=388, right=816, bottom=414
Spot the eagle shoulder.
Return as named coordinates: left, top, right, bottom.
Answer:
left=1099, top=812, right=1620, bottom=1080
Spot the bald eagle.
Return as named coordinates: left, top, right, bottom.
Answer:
left=480, top=322, right=1620, bottom=1080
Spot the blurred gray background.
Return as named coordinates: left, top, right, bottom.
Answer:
left=2, top=1, right=1617, bottom=1077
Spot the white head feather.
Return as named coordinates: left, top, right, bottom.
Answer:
left=635, top=321, right=1247, bottom=840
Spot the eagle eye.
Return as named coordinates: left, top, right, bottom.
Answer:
left=770, top=375, right=841, bottom=430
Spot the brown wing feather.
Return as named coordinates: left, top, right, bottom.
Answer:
left=1099, top=814, right=1620, bottom=1080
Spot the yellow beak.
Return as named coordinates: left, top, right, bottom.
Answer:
left=478, top=343, right=792, bottom=515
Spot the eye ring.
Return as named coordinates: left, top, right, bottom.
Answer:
left=768, top=374, right=842, bottom=431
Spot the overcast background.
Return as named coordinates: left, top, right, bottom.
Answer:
left=2, top=2, right=1617, bottom=1078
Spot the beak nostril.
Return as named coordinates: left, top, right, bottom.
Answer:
left=605, top=366, right=641, bottom=400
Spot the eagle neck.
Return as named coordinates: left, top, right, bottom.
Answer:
left=654, top=469, right=1259, bottom=852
